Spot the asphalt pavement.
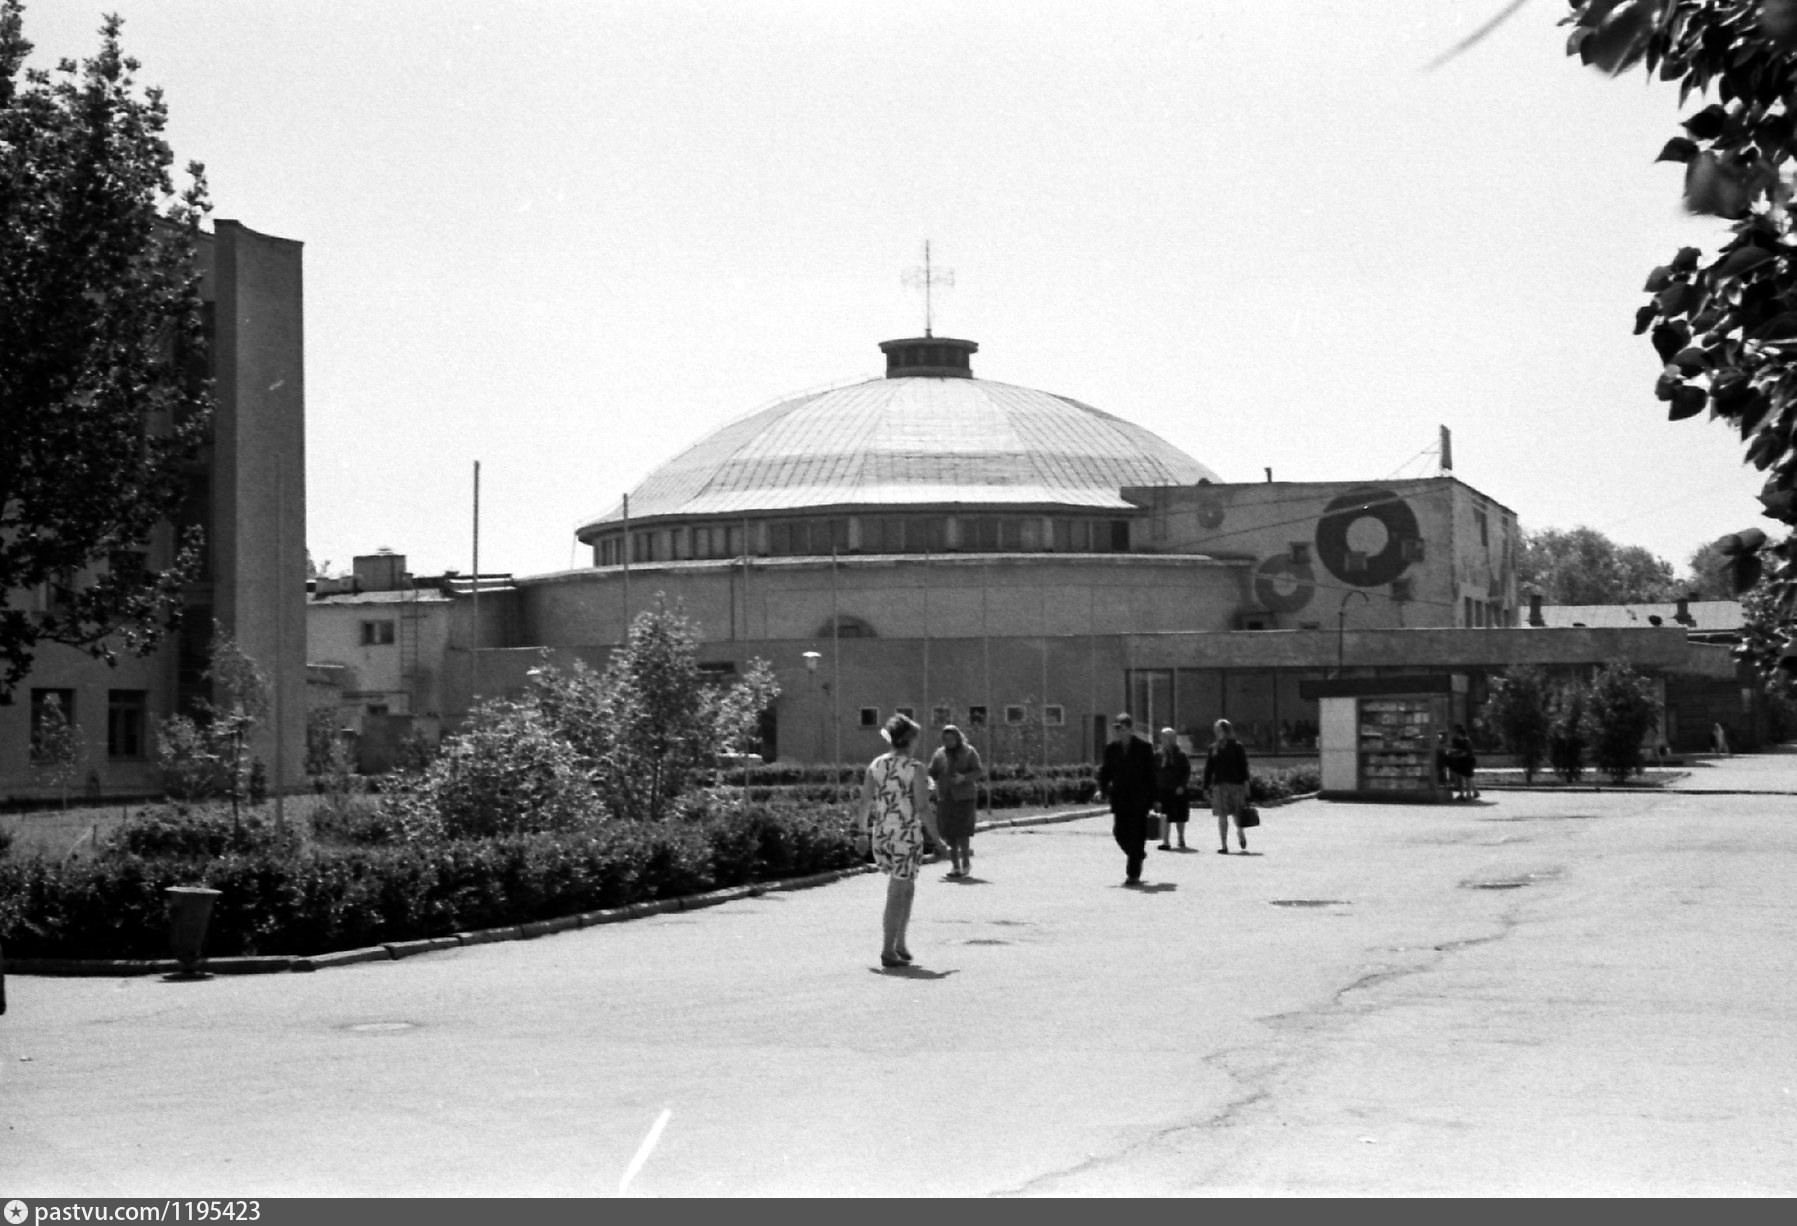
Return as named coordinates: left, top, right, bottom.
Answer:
left=3, top=755, right=1795, bottom=1196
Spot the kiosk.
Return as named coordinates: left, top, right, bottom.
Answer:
left=1301, top=675, right=1455, bottom=803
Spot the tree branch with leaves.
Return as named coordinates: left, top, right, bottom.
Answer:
left=0, top=2, right=210, bottom=702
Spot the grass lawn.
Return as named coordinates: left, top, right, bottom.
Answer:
left=0, top=795, right=336, bottom=859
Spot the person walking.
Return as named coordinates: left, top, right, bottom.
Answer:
left=1202, top=718, right=1252, bottom=854
left=859, top=713, right=942, bottom=969
left=928, top=724, right=984, bottom=878
left=1447, top=722, right=1479, bottom=800
left=1098, top=713, right=1158, bottom=885
left=1154, top=726, right=1192, bottom=850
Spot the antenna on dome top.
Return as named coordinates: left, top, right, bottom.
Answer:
left=901, top=240, right=954, bottom=337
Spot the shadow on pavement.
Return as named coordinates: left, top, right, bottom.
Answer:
left=944, top=874, right=989, bottom=885
left=1126, top=882, right=1179, bottom=894
left=869, top=966, right=958, bottom=980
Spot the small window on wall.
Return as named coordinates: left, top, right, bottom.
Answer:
left=1004, top=704, right=1027, bottom=726
left=859, top=707, right=879, bottom=728
left=1289, top=542, right=1311, bottom=564
left=967, top=705, right=988, bottom=726
left=107, top=690, right=147, bottom=760
left=895, top=706, right=916, bottom=721
left=1043, top=705, right=1065, bottom=727
left=931, top=705, right=952, bottom=726
left=1475, top=509, right=1489, bottom=547
left=1390, top=577, right=1413, bottom=602
left=361, top=620, right=396, bottom=646
left=1109, top=520, right=1131, bottom=552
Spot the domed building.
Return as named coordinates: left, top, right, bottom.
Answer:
left=577, top=336, right=1215, bottom=567
left=433, top=332, right=1567, bottom=766
left=315, top=332, right=1753, bottom=775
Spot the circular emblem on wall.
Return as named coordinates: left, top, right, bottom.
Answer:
left=1253, top=555, right=1316, bottom=614
left=1315, top=487, right=1421, bottom=587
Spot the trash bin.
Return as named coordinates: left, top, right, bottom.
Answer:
left=165, top=886, right=221, bottom=976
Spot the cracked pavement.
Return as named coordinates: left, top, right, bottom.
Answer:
left=3, top=758, right=1795, bottom=1195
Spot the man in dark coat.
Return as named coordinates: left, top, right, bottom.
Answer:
left=1098, top=712, right=1158, bottom=885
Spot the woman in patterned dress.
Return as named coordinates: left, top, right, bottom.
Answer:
left=859, top=712, right=941, bottom=969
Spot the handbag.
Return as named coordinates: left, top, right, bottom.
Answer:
left=1237, top=805, right=1261, bottom=829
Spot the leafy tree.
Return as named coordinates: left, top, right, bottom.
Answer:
left=529, top=601, right=780, bottom=823
left=1518, top=527, right=1680, bottom=603
left=1565, top=1, right=1797, bottom=679
left=0, top=4, right=211, bottom=701
left=153, top=624, right=266, bottom=826
left=1485, top=665, right=1555, bottom=782
left=1549, top=681, right=1591, bottom=782
left=1585, top=660, right=1663, bottom=783
left=1682, top=538, right=1740, bottom=599
left=29, top=691, right=81, bottom=808
left=1734, top=578, right=1797, bottom=692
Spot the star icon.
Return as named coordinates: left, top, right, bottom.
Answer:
left=4, top=1200, right=29, bottom=1225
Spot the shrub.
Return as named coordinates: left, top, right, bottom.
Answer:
left=106, top=804, right=301, bottom=861
left=0, top=802, right=867, bottom=960
left=1550, top=684, right=1590, bottom=783
left=1486, top=665, right=1554, bottom=783
left=1586, top=661, right=1661, bottom=785
left=381, top=699, right=598, bottom=841
left=0, top=822, right=12, bottom=860
left=309, top=795, right=407, bottom=847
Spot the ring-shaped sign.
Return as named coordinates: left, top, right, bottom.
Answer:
left=1315, top=487, right=1420, bottom=587
left=1253, top=555, right=1317, bottom=614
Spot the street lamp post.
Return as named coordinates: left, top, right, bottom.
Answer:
left=1337, top=589, right=1371, bottom=678
left=802, top=651, right=823, bottom=765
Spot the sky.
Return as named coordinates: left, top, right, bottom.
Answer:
left=19, top=0, right=1772, bottom=579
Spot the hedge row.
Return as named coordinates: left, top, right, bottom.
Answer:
left=0, top=804, right=860, bottom=960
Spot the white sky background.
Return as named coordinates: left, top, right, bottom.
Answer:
left=21, top=0, right=1768, bottom=579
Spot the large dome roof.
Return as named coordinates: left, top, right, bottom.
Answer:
left=579, top=337, right=1217, bottom=535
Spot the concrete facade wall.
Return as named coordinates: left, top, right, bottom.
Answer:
left=0, top=221, right=307, bottom=803
left=1122, top=478, right=1518, bottom=631
left=305, top=597, right=452, bottom=739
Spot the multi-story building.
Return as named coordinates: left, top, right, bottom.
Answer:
left=0, top=220, right=307, bottom=803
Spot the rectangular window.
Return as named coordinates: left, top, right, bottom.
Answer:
left=907, top=518, right=947, bottom=553
left=895, top=706, right=916, bottom=721
left=1109, top=520, right=1131, bottom=552
left=365, top=702, right=390, bottom=717
left=361, top=620, right=396, bottom=646
left=1475, top=509, right=1489, bottom=547
left=1052, top=520, right=1088, bottom=552
left=1005, top=704, right=1027, bottom=726
left=931, top=705, right=953, bottom=727
left=1043, top=704, right=1065, bottom=727
left=107, top=690, right=148, bottom=760
left=818, top=519, right=848, bottom=554
left=859, top=707, right=879, bottom=728
left=769, top=521, right=796, bottom=555
left=1289, top=542, right=1311, bottom=564
left=967, top=705, right=988, bottom=727
left=29, top=688, right=76, bottom=764
left=726, top=525, right=743, bottom=557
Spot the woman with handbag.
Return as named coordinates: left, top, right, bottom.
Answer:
left=1202, top=718, right=1252, bottom=854
left=1154, top=726, right=1191, bottom=850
